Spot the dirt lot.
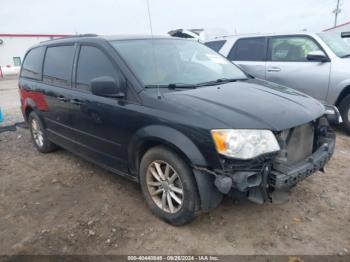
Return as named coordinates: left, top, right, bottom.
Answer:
left=0, top=78, right=350, bottom=255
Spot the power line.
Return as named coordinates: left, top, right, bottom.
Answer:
left=333, top=0, right=341, bottom=27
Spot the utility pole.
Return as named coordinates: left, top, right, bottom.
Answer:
left=333, top=0, right=341, bottom=27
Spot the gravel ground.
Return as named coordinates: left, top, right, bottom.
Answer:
left=0, top=78, right=350, bottom=255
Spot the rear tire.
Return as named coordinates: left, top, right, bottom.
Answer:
left=339, top=94, right=350, bottom=134
left=139, top=146, right=199, bottom=225
left=28, top=112, right=58, bottom=153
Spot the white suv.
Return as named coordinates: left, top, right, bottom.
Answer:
left=205, top=32, right=350, bottom=133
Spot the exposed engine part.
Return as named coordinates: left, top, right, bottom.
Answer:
left=231, top=171, right=262, bottom=192
left=214, top=175, right=232, bottom=194
left=275, top=122, right=315, bottom=165
left=204, top=116, right=335, bottom=205
left=270, top=117, right=335, bottom=190
left=270, top=190, right=289, bottom=204
left=247, top=164, right=270, bottom=204
left=214, top=171, right=264, bottom=194
left=248, top=187, right=266, bottom=204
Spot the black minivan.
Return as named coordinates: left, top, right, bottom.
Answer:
left=19, top=35, right=336, bottom=225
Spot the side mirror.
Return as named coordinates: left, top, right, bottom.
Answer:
left=341, top=32, right=350, bottom=38
left=306, top=51, right=329, bottom=62
left=91, top=76, right=125, bottom=98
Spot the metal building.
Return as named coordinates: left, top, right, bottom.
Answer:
left=323, top=21, right=350, bottom=44
left=0, top=33, right=69, bottom=77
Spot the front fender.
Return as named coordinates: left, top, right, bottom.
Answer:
left=128, top=125, right=223, bottom=212
left=329, top=79, right=350, bottom=105
left=128, top=125, right=207, bottom=175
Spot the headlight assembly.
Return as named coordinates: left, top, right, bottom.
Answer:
left=211, top=129, right=280, bottom=159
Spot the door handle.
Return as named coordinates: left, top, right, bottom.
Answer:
left=267, top=67, right=281, bottom=72
left=70, top=99, right=84, bottom=106
left=57, top=96, right=68, bottom=102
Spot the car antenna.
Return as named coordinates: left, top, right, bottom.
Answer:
left=146, top=0, right=161, bottom=99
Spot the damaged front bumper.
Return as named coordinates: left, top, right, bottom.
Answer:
left=204, top=116, right=336, bottom=205
left=270, top=140, right=334, bottom=190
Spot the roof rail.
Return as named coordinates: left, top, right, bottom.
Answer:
left=77, top=34, right=98, bottom=37
left=213, top=32, right=265, bottom=39
left=40, top=33, right=98, bottom=43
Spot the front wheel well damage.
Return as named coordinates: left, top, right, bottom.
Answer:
left=135, top=140, right=222, bottom=212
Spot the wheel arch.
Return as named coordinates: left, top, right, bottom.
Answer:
left=128, top=125, right=207, bottom=177
left=23, top=101, right=46, bottom=128
left=128, top=125, right=223, bottom=212
left=23, top=97, right=38, bottom=121
left=335, top=85, right=350, bottom=106
left=24, top=106, right=34, bottom=121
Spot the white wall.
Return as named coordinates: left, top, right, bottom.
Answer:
left=0, top=66, right=21, bottom=76
left=0, top=36, right=53, bottom=68
left=326, top=23, right=350, bottom=33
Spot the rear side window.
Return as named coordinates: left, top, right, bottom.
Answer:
left=43, top=45, right=75, bottom=87
left=21, top=47, right=45, bottom=80
left=269, top=36, right=322, bottom=62
left=205, top=40, right=226, bottom=52
left=76, top=46, right=119, bottom=92
left=228, top=37, right=267, bottom=61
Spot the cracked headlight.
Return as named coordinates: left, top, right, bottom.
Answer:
left=211, top=129, right=280, bottom=159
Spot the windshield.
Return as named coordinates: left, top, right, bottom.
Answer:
left=317, top=32, right=350, bottom=58
left=110, top=39, right=247, bottom=87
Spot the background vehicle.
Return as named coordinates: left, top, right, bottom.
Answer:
left=205, top=32, right=350, bottom=133
left=19, top=35, right=335, bottom=225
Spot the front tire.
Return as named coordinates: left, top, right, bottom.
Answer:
left=339, top=94, right=350, bottom=134
left=28, top=112, right=58, bottom=153
left=139, top=146, right=199, bottom=225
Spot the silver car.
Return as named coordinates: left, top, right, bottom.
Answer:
left=205, top=32, right=350, bottom=133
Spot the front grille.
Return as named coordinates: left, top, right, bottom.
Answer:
left=277, top=122, right=315, bottom=164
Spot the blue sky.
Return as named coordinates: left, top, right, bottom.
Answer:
left=1, top=0, right=349, bottom=35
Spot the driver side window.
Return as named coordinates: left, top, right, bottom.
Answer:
left=76, top=46, right=123, bottom=92
left=270, top=36, right=321, bottom=62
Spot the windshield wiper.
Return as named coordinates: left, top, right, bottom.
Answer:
left=145, top=83, right=197, bottom=89
left=195, top=78, right=247, bottom=87
left=340, top=54, right=350, bottom=58
left=144, top=78, right=248, bottom=89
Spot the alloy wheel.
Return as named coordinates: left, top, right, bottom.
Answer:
left=31, top=118, right=44, bottom=147
left=146, top=160, right=184, bottom=213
